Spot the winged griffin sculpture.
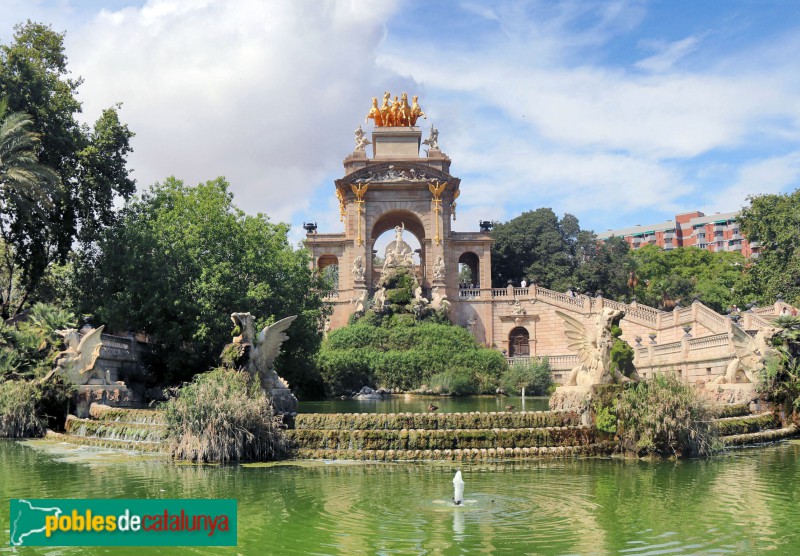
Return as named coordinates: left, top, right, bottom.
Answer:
left=53, top=326, right=105, bottom=385
left=714, top=325, right=780, bottom=384
left=229, top=313, right=298, bottom=415
left=556, top=308, right=627, bottom=386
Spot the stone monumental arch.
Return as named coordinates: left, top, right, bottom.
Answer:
left=304, top=93, right=493, bottom=331
left=304, top=94, right=796, bottom=393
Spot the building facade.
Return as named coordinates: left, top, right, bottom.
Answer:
left=596, top=210, right=760, bottom=258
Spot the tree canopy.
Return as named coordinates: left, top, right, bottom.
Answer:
left=490, top=208, right=578, bottom=289
left=74, top=177, right=329, bottom=393
left=0, top=21, right=134, bottom=316
left=738, top=190, right=800, bottom=306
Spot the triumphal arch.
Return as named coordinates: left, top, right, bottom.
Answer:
left=304, top=93, right=493, bottom=333
left=304, top=93, right=793, bottom=390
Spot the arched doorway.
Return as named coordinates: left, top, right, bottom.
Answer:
left=509, top=327, right=530, bottom=357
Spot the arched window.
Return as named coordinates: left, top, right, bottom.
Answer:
left=458, top=252, right=480, bottom=288
left=317, top=255, right=339, bottom=290
left=509, top=327, right=530, bottom=357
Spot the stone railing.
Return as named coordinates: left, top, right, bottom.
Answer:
left=492, top=288, right=510, bottom=298
left=459, top=288, right=481, bottom=299
left=602, top=298, right=661, bottom=326
left=506, top=354, right=578, bottom=371
left=532, top=286, right=588, bottom=311
left=746, top=313, right=772, bottom=329
left=652, top=341, right=683, bottom=356
left=687, top=333, right=730, bottom=352
left=694, top=303, right=728, bottom=333
left=323, top=291, right=340, bottom=300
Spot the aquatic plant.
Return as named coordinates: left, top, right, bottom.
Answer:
left=164, top=368, right=293, bottom=463
left=0, top=379, right=44, bottom=437
left=614, top=373, right=718, bottom=458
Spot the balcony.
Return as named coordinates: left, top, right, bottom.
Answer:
left=728, top=243, right=742, bottom=251
left=714, top=224, right=726, bottom=232
left=663, top=231, right=676, bottom=240
left=663, top=242, right=675, bottom=250
left=731, top=233, right=743, bottom=240
left=697, top=243, right=707, bottom=249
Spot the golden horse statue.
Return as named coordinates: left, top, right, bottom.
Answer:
left=365, top=97, right=383, bottom=126
left=410, top=96, right=426, bottom=126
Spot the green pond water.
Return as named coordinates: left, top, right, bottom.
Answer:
left=2, top=438, right=800, bottom=555
left=299, top=395, right=551, bottom=414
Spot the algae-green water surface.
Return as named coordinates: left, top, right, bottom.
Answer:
left=2, top=439, right=800, bottom=555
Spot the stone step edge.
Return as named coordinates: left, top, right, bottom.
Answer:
left=46, top=430, right=166, bottom=453
left=721, top=425, right=798, bottom=447
left=295, top=443, right=615, bottom=461
left=289, top=424, right=592, bottom=434
left=67, top=415, right=167, bottom=430
left=712, top=411, right=776, bottom=424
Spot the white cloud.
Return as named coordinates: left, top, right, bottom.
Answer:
left=65, top=0, right=402, bottom=224
left=709, top=151, right=800, bottom=212
left=635, top=35, right=701, bottom=73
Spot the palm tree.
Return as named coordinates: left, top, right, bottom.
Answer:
left=0, top=100, right=59, bottom=318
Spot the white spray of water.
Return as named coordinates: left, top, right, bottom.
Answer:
left=453, top=470, right=464, bottom=505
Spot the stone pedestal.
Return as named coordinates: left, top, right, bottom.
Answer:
left=74, top=384, right=134, bottom=418
left=372, top=127, right=421, bottom=158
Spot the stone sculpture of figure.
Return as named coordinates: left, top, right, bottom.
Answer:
left=365, top=97, right=383, bottom=127
left=394, top=222, right=405, bottom=245
left=380, top=92, right=393, bottom=126
left=410, top=96, right=425, bottom=126
left=556, top=307, right=629, bottom=387
left=229, top=312, right=298, bottom=414
left=389, top=95, right=400, bottom=126
left=396, top=93, right=411, bottom=126
left=383, top=249, right=398, bottom=274
left=431, top=287, right=450, bottom=314
left=422, top=126, right=439, bottom=150
left=714, top=325, right=781, bottom=384
left=54, top=326, right=105, bottom=385
left=433, top=256, right=446, bottom=281
left=351, top=289, right=369, bottom=314
left=352, top=255, right=365, bottom=279
left=373, top=287, right=387, bottom=313
left=511, top=300, right=526, bottom=316
left=354, top=125, right=371, bottom=151
left=412, top=280, right=429, bottom=310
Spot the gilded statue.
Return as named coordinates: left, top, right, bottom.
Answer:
left=410, top=96, right=425, bottom=126
left=365, top=97, right=383, bottom=127
left=367, top=93, right=425, bottom=127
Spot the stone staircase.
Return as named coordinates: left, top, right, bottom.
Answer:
left=47, top=404, right=167, bottom=453
left=287, top=410, right=614, bottom=461
left=710, top=403, right=798, bottom=447
left=45, top=403, right=796, bottom=460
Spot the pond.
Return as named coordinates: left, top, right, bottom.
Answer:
left=299, top=395, right=551, bottom=414
left=2, top=438, right=800, bottom=554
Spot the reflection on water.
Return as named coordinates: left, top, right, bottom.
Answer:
left=2, top=439, right=800, bottom=555
left=299, top=395, right=551, bottom=414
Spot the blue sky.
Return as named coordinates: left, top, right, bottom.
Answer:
left=2, top=0, right=799, bottom=243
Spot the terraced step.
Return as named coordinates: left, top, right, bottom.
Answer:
left=89, top=404, right=166, bottom=425
left=721, top=425, right=798, bottom=447
left=713, top=412, right=781, bottom=437
left=709, top=403, right=751, bottom=419
left=46, top=431, right=166, bottom=453
left=288, top=425, right=599, bottom=451
left=65, top=415, right=167, bottom=443
left=296, top=442, right=615, bottom=461
left=294, top=410, right=580, bottom=431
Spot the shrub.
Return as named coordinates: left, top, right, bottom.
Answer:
left=164, top=368, right=292, bottom=462
left=0, top=380, right=44, bottom=438
left=501, top=359, right=552, bottom=396
left=429, top=369, right=478, bottom=396
left=614, top=373, right=717, bottom=458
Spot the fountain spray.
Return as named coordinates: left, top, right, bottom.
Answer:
left=453, top=470, right=464, bottom=505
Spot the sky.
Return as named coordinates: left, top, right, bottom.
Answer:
left=2, top=0, right=800, bottom=245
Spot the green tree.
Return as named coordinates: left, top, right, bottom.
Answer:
left=0, top=102, right=59, bottom=317
left=573, top=234, right=632, bottom=300
left=0, top=21, right=134, bottom=315
left=631, top=245, right=746, bottom=312
left=75, top=177, right=328, bottom=394
left=500, top=359, right=552, bottom=396
left=490, top=208, right=578, bottom=289
left=738, top=190, right=800, bottom=306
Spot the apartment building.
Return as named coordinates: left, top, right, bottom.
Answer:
left=596, top=210, right=760, bottom=258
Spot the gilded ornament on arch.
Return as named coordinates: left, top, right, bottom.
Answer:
left=428, top=181, right=448, bottom=246
left=335, top=186, right=346, bottom=222
left=350, top=183, right=369, bottom=246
